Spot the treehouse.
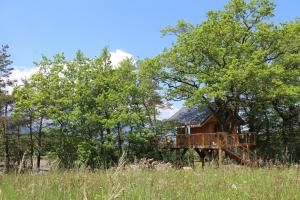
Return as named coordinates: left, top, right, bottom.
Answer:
left=167, top=106, right=257, bottom=166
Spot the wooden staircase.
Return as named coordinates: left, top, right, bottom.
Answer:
left=222, top=145, right=258, bottom=166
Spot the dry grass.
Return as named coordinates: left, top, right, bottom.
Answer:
left=0, top=164, right=299, bottom=200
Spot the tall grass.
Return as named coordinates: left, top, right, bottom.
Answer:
left=0, top=165, right=299, bottom=199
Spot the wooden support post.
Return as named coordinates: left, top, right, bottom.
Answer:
left=201, top=157, right=205, bottom=169
left=217, top=132, right=223, bottom=166
left=218, top=147, right=222, bottom=166
left=246, top=145, right=249, bottom=161
left=194, top=148, right=206, bottom=169
left=181, top=148, right=188, bottom=158
left=204, top=150, right=212, bottom=165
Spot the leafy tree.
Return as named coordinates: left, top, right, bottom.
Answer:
left=142, top=0, right=300, bottom=161
left=0, top=45, right=14, bottom=172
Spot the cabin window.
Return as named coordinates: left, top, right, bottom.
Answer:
left=184, top=127, right=190, bottom=134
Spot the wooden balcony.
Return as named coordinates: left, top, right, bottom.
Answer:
left=174, top=132, right=256, bottom=149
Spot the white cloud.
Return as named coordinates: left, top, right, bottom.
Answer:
left=10, top=67, right=38, bottom=85
left=6, top=49, right=133, bottom=93
left=7, top=66, right=38, bottom=94
left=110, top=49, right=133, bottom=68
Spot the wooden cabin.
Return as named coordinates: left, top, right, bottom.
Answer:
left=168, top=106, right=257, bottom=166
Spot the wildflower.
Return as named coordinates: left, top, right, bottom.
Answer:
left=231, top=184, right=238, bottom=190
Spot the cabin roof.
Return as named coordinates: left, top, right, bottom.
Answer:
left=168, top=106, right=213, bottom=126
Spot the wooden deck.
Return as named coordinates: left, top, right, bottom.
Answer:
left=174, top=132, right=256, bottom=149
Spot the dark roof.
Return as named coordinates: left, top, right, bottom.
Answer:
left=169, top=106, right=214, bottom=126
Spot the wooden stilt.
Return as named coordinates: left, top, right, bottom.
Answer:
left=218, top=147, right=222, bottom=166
left=205, top=150, right=212, bottom=165
left=181, top=148, right=188, bottom=158
left=194, top=148, right=206, bottom=169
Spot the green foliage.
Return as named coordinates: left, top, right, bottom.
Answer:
left=12, top=48, right=164, bottom=168
left=75, top=140, right=93, bottom=167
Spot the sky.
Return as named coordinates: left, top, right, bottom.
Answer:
left=1, top=0, right=299, bottom=119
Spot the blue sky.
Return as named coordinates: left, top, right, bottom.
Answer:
left=1, top=0, right=299, bottom=118
left=1, top=0, right=299, bottom=67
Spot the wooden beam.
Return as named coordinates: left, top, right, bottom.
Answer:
left=194, top=148, right=206, bottom=169
left=218, top=147, right=222, bottom=166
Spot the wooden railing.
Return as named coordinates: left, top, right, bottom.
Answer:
left=175, top=132, right=256, bottom=148
left=222, top=132, right=256, bottom=147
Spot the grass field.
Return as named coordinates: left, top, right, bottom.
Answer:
left=0, top=165, right=299, bottom=200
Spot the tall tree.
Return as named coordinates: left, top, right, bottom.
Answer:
left=142, top=0, right=300, bottom=160
left=0, top=45, right=14, bottom=172
left=13, top=80, right=36, bottom=169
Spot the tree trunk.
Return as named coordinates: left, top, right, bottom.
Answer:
left=117, top=123, right=123, bottom=157
left=13, top=123, right=21, bottom=166
left=15, top=125, right=21, bottom=165
left=2, top=104, right=10, bottom=173
left=263, top=113, right=271, bottom=158
left=37, top=116, right=43, bottom=170
left=29, top=115, right=33, bottom=169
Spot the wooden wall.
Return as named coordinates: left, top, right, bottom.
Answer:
left=190, top=115, right=219, bottom=134
left=177, top=113, right=239, bottom=134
